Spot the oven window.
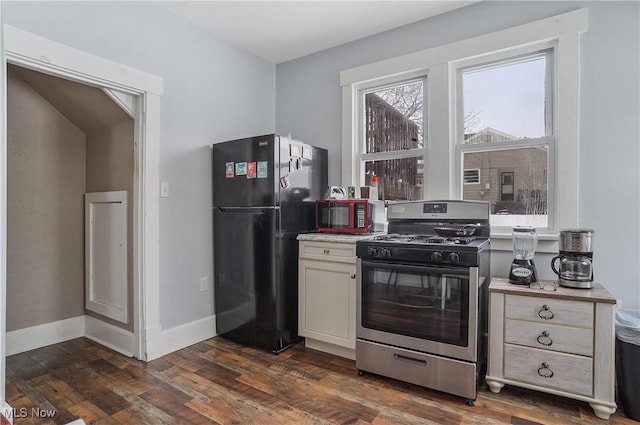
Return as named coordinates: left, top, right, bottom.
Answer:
left=361, top=261, right=469, bottom=346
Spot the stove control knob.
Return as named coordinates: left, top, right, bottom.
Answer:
left=382, top=248, right=392, bottom=257
left=448, top=252, right=460, bottom=263
left=367, top=247, right=378, bottom=257
left=431, top=251, right=443, bottom=262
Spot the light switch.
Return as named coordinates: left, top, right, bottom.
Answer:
left=160, top=182, right=170, bottom=198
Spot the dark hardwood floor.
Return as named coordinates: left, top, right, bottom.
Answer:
left=5, top=337, right=636, bottom=424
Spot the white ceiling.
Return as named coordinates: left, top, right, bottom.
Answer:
left=160, top=1, right=477, bottom=64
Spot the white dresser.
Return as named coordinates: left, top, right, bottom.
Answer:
left=486, top=278, right=617, bottom=419
left=297, top=233, right=375, bottom=360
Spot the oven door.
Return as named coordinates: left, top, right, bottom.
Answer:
left=357, top=258, right=479, bottom=362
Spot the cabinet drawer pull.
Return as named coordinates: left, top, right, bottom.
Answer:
left=537, top=362, right=554, bottom=378
left=538, top=304, right=555, bottom=320
left=323, top=249, right=330, bottom=254
left=536, top=331, right=553, bottom=347
left=350, top=273, right=356, bottom=279
left=394, top=354, right=426, bottom=366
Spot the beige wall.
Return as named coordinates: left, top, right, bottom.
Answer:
left=6, top=68, right=87, bottom=331
left=86, top=121, right=135, bottom=331
left=7, top=66, right=135, bottom=333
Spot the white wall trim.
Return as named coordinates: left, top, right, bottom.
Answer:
left=160, top=315, right=216, bottom=356
left=339, top=8, right=587, bottom=86
left=5, top=316, right=137, bottom=358
left=0, top=3, right=7, bottom=408
left=3, top=25, right=163, bottom=362
left=5, top=316, right=85, bottom=356
left=84, top=316, right=134, bottom=357
left=3, top=25, right=162, bottom=96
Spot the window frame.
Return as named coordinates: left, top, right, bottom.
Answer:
left=341, top=9, right=587, bottom=251
left=354, top=73, right=428, bottom=200
left=454, top=46, right=556, bottom=230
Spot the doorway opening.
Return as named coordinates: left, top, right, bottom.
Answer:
left=2, top=24, right=163, bottom=362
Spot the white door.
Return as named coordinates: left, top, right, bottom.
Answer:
left=85, top=191, right=128, bottom=323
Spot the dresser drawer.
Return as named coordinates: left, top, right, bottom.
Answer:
left=505, top=319, right=593, bottom=356
left=299, top=241, right=356, bottom=263
left=505, top=295, right=594, bottom=329
left=504, top=344, right=593, bottom=397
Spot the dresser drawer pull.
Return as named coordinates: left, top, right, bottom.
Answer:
left=323, top=249, right=330, bottom=254
left=537, top=362, right=554, bottom=378
left=536, top=331, right=553, bottom=347
left=538, top=305, right=555, bottom=320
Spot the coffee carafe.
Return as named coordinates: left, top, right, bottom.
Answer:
left=551, top=229, right=594, bottom=289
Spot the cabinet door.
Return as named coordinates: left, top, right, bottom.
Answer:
left=299, top=259, right=356, bottom=348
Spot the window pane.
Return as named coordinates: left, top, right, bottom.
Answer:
left=463, top=56, right=546, bottom=143
left=464, top=169, right=480, bottom=184
left=365, top=158, right=422, bottom=201
left=462, top=147, right=548, bottom=227
left=365, top=81, right=423, bottom=153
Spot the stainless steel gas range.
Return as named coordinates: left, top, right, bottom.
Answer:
left=355, top=200, right=490, bottom=405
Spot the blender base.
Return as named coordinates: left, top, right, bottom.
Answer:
left=508, top=259, right=537, bottom=285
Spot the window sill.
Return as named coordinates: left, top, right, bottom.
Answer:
left=490, top=231, right=558, bottom=253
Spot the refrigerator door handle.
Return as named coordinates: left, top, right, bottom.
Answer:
left=217, top=206, right=279, bottom=213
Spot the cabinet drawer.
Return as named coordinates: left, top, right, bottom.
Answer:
left=299, top=241, right=356, bottom=263
left=505, top=319, right=593, bottom=356
left=505, top=295, right=593, bottom=329
left=504, top=344, right=593, bottom=397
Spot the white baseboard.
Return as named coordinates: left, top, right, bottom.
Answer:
left=6, top=316, right=134, bottom=357
left=142, top=324, right=163, bottom=361
left=5, top=316, right=85, bottom=356
left=161, top=315, right=216, bottom=356
left=84, top=316, right=134, bottom=357
left=5, top=315, right=216, bottom=360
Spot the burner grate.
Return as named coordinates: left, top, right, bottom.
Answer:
left=372, top=234, right=478, bottom=245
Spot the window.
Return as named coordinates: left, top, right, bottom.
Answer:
left=463, top=169, right=480, bottom=184
left=359, top=79, right=425, bottom=201
left=457, top=51, right=553, bottom=228
left=341, top=9, right=585, bottom=244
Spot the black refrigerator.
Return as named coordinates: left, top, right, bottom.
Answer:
left=211, top=134, right=328, bottom=353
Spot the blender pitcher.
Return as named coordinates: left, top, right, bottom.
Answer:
left=509, top=227, right=538, bottom=285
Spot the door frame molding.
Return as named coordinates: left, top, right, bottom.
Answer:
left=2, top=24, right=163, bottom=361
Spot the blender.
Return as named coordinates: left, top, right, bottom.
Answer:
left=508, top=227, right=538, bottom=285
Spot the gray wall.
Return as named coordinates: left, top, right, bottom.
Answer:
left=276, top=1, right=640, bottom=308
left=6, top=68, right=86, bottom=331
left=2, top=1, right=276, bottom=330
left=86, top=120, right=135, bottom=331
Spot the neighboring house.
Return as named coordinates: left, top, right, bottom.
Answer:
left=365, top=94, right=420, bottom=200
left=463, top=128, right=548, bottom=214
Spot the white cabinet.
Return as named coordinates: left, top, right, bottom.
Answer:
left=298, top=236, right=366, bottom=360
left=486, top=278, right=617, bottom=420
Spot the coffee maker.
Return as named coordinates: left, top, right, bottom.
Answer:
left=509, top=227, right=538, bottom=285
left=551, top=229, right=594, bottom=289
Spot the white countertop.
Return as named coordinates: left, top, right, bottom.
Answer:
left=297, top=232, right=381, bottom=243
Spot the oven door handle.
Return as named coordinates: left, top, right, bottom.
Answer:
left=360, top=260, right=469, bottom=277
